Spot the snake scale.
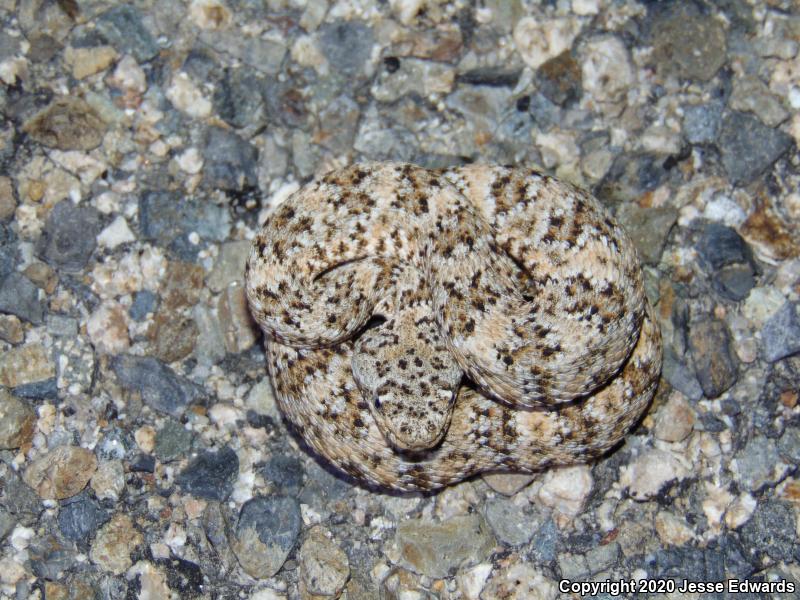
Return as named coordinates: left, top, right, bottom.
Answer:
left=245, top=162, right=662, bottom=492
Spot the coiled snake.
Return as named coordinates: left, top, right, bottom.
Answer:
left=245, top=163, right=662, bottom=492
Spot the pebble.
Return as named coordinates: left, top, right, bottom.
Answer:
left=481, top=472, right=535, bottom=496
left=206, top=240, right=250, bottom=293
left=202, top=127, right=259, bottom=191
left=318, top=21, right=375, bottom=78
left=261, top=454, right=304, bottom=496
left=620, top=449, right=688, bottom=500
left=654, top=511, right=694, bottom=546
left=650, top=7, right=726, bottom=81
left=90, top=514, right=143, bottom=574
left=683, top=101, right=723, bottom=145
left=147, top=309, right=198, bottom=363
left=57, top=492, right=109, bottom=544
left=718, top=112, right=793, bottom=185
left=0, top=342, right=55, bottom=388
left=729, top=75, right=790, bottom=128
left=217, top=283, right=259, bottom=354
left=90, top=460, right=125, bottom=501
left=654, top=392, right=695, bottom=443
left=37, top=201, right=102, bottom=273
left=0, top=390, right=36, bottom=450
left=778, top=426, right=800, bottom=465
left=63, top=45, right=118, bottom=80
left=0, top=177, right=15, bottom=219
left=688, top=318, right=739, bottom=399
left=615, top=204, right=678, bottom=266
left=129, top=290, right=158, bottom=321
left=537, top=465, right=593, bottom=519
left=0, top=314, right=24, bottom=344
left=96, top=216, right=135, bottom=250
left=513, top=17, right=581, bottom=70
left=298, top=526, right=350, bottom=597
left=154, top=419, right=193, bottom=462
left=176, top=445, right=239, bottom=501
left=724, top=493, right=757, bottom=529
left=0, top=271, right=45, bottom=325
left=232, top=495, right=302, bottom=579
left=23, top=445, right=98, bottom=500
left=95, top=5, right=159, bottom=62
left=761, top=302, right=800, bottom=362
left=166, top=72, right=212, bottom=119
left=111, top=354, right=208, bottom=417
left=484, top=496, right=535, bottom=546
left=215, top=69, right=267, bottom=129
left=536, top=50, right=582, bottom=107
left=732, top=436, right=789, bottom=492
left=87, top=301, right=130, bottom=355
left=372, top=58, right=456, bottom=102
left=580, top=36, right=633, bottom=112
left=390, top=514, right=495, bottom=579
left=22, top=97, right=108, bottom=151
left=739, top=500, right=795, bottom=562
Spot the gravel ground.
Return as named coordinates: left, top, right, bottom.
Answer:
left=1, top=0, right=799, bottom=598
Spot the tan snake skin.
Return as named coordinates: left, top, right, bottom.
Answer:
left=245, top=163, right=662, bottom=492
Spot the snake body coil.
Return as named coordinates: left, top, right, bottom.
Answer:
left=245, top=163, right=662, bottom=491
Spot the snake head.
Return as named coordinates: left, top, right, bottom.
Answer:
left=351, top=310, right=463, bottom=452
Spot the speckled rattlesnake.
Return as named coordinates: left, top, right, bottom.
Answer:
left=245, top=162, right=662, bottom=492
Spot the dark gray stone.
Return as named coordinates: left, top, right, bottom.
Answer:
left=529, top=517, right=558, bottom=563
left=214, top=69, right=266, bottom=129
left=155, top=419, right=193, bottom=462
left=0, top=272, right=44, bottom=324
left=29, top=534, right=79, bottom=580
left=696, top=223, right=753, bottom=270
left=37, top=201, right=102, bottom=273
left=58, top=493, right=109, bottom=544
left=715, top=264, right=755, bottom=301
left=0, top=467, right=41, bottom=522
left=527, top=92, right=560, bottom=131
left=734, top=436, right=785, bottom=492
left=683, top=101, right=723, bottom=144
left=176, top=446, right=238, bottom=501
left=0, top=222, right=16, bottom=281
left=650, top=6, right=727, bottom=81
left=689, top=319, right=739, bottom=399
left=129, top=290, right=158, bottom=322
left=298, top=462, right=351, bottom=517
left=719, top=112, right=793, bottom=185
left=318, top=21, right=374, bottom=77
left=201, top=127, right=258, bottom=191
left=12, top=378, right=58, bottom=400
left=0, top=505, right=13, bottom=542
left=595, top=153, right=670, bottom=205
left=234, top=495, right=301, bottom=578
left=129, top=453, right=155, bottom=473
left=536, top=51, right=582, bottom=106
left=740, top=500, right=796, bottom=562
left=111, top=354, right=208, bottom=417
left=261, top=454, right=304, bottom=495
left=761, top=302, right=800, bottom=362
left=139, top=190, right=231, bottom=260
left=96, top=5, right=158, bottom=62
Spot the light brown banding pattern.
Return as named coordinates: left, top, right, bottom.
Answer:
left=245, top=162, right=662, bottom=492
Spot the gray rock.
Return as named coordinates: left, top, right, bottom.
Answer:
left=176, top=446, right=238, bottom=501
left=616, top=204, right=678, bottom=265
left=0, top=505, right=14, bottom=542
left=683, top=101, right=723, bottom=144
left=206, top=241, right=250, bottom=293
left=392, top=514, right=495, bottom=579
left=595, top=153, right=670, bottom=205
left=558, top=553, right=589, bottom=580
left=202, top=127, right=258, bottom=191
left=662, top=347, right=704, bottom=401
left=58, top=492, right=109, bottom=544
left=528, top=92, right=561, bottom=131
left=0, top=272, right=45, bottom=324
left=734, top=436, right=786, bottom=492
left=37, top=201, right=102, bottom=273
left=740, top=500, right=796, bottom=562
left=778, top=426, right=800, bottom=465
left=29, top=534, right=80, bottom=580
left=761, top=302, right=800, bottom=362
left=530, top=517, right=559, bottom=563
left=139, top=190, right=231, bottom=260
left=719, top=112, right=793, bottom=185
left=696, top=223, right=753, bottom=270
left=128, top=290, right=158, bottom=322
left=47, top=314, right=78, bottom=337
left=233, top=495, right=301, bottom=579
left=261, top=454, right=304, bottom=495
left=318, top=21, right=374, bottom=77
left=154, top=419, right=193, bottom=462
left=111, top=354, right=207, bottom=417
left=715, top=264, right=755, bottom=301
left=298, top=461, right=352, bottom=518
left=318, top=94, right=361, bottom=154
left=0, top=466, right=42, bottom=523
left=214, top=68, right=267, bottom=129
left=95, top=6, right=158, bottom=62
left=688, top=319, right=739, bottom=399
left=0, top=222, right=17, bottom=280
left=651, top=7, right=727, bottom=81
left=484, top=496, right=535, bottom=546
